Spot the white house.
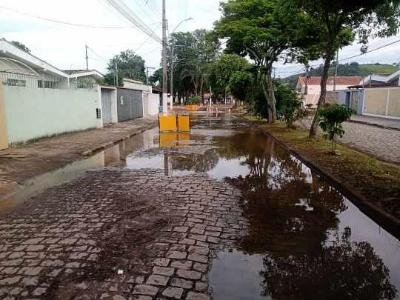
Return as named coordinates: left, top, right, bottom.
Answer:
left=0, top=38, right=104, bottom=146
left=296, top=76, right=362, bottom=107
left=361, top=70, right=400, bottom=87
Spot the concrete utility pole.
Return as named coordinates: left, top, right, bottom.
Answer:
left=85, top=44, right=89, bottom=70
left=162, top=0, right=168, bottom=114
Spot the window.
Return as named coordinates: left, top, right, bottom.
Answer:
left=38, top=80, right=57, bottom=89
left=6, top=78, right=26, bottom=87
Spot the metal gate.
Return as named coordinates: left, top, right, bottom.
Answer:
left=101, top=89, right=113, bottom=124
left=117, top=88, right=143, bottom=122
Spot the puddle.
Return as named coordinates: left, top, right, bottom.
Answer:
left=2, top=113, right=399, bottom=298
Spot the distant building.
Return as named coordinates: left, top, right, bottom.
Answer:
left=360, top=71, right=400, bottom=87
left=296, top=76, right=362, bottom=107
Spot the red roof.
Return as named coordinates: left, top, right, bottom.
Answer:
left=298, top=76, right=362, bottom=86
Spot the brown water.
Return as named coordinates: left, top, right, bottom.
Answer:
left=121, top=115, right=400, bottom=300
left=5, top=114, right=400, bottom=299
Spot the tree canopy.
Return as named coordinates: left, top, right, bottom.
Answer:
left=11, top=41, right=30, bottom=53
left=104, top=50, right=146, bottom=86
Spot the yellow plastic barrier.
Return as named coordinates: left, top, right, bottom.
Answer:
left=159, top=114, right=177, bottom=132
left=159, top=133, right=178, bottom=148
left=185, top=105, right=199, bottom=111
left=177, top=115, right=190, bottom=132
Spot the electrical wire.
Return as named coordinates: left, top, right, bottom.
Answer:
left=0, top=4, right=138, bottom=29
left=103, top=0, right=162, bottom=43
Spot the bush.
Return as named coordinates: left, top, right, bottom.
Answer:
left=186, top=96, right=201, bottom=105
left=318, top=104, right=354, bottom=153
left=275, top=82, right=305, bottom=128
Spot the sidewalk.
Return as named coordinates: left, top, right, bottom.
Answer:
left=0, top=117, right=157, bottom=198
left=297, top=117, right=400, bottom=164
left=349, top=115, right=400, bottom=131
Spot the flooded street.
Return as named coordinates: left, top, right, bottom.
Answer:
left=0, top=114, right=399, bottom=299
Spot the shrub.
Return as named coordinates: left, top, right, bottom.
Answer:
left=318, top=104, right=354, bottom=153
left=275, top=82, right=305, bottom=128
left=186, top=96, right=201, bottom=105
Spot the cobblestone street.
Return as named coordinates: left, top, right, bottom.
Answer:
left=0, top=169, right=245, bottom=299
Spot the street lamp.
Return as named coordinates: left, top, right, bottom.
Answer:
left=170, top=17, right=193, bottom=109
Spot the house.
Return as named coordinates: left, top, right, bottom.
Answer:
left=360, top=70, right=400, bottom=87
left=296, top=76, right=362, bottom=107
left=0, top=38, right=104, bottom=147
left=122, top=78, right=159, bottom=117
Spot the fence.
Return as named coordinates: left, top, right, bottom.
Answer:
left=3, top=85, right=101, bottom=144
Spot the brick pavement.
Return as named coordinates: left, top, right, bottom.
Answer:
left=0, top=169, right=247, bottom=299
left=297, top=117, right=400, bottom=164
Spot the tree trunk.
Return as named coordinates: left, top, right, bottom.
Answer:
left=260, top=68, right=277, bottom=123
left=266, top=69, right=277, bottom=123
left=309, top=49, right=335, bottom=137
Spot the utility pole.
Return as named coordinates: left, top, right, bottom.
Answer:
left=170, top=44, right=175, bottom=108
left=85, top=44, right=89, bottom=70
left=162, top=0, right=168, bottom=114
left=114, top=63, right=119, bottom=87
left=334, top=50, right=339, bottom=91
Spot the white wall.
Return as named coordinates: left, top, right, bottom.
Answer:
left=143, top=93, right=159, bottom=116
left=4, top=86, right=101, bottom=144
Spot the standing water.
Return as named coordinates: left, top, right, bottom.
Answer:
left=3, top=114, right=399, bottom=299
left=122, top=114, right=400, bottom=300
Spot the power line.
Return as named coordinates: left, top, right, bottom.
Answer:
left=103, top=0, right=162, bottom=43
left=0, top=5, right=139, bottom=29
left=339, top=38, right=400, bottom=62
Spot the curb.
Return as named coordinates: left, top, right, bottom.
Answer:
left=347, top=119, right=400, bottom=132
left=81, top=122, right=157, bottom=157
left=248, top=121, right=400, bottom=239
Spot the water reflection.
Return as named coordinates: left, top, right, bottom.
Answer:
left=208, top=128, right=399, bottom=300
left=261, top=230, right=397, bottom=299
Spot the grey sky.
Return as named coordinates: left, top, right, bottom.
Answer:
left=1, top=0, right=399, bottom=78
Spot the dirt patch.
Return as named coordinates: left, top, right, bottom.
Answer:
left=246, top=119, right=400, bottom=233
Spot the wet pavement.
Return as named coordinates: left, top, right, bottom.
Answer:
left=0, top=114, right=399, bottom=299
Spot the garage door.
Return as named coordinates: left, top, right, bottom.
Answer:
left=117, top=88, right=143, bottom=122
left=101, top=89, right=113, bottom=124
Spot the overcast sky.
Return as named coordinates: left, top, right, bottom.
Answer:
left=1, top=0, right=399, bottom=78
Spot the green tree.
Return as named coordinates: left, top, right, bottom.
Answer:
left=11, top=41, right=30, bottom=53
left=105, top=50, right=146, bottom=86
left=318, top=104, right=354, bottom=153
left=215, top=0, right=314, bottom=123
left=229, top=71, right=254, bottom=101
left=294, top=0, right=400, bottom=137
left=210, top=53, right=251, bottom=100
left=169, top=29, right=220, bottom=102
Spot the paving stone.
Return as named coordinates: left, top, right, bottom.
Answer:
left=162, top=287, right=184, bottom=299
left=133, top=285, right=159, bottom=296
left=188, top=246, right=209, bottom=256
left=186, top=291, right=210, bottom=300
left=152, top=266, right=174, bottom=276
left=167, top=251, right=187, bottom=260
left=146, top=274, right=169, bottom=286
left=19, top=266, right=43, bottom=276
left=32, top=287, right=47, bottom=296
left=170, top=277, right=193, bottom=289
left=188, top=254, right=208, bottom=264
left=0, top=276, right=21, bottom=285
left=195, top=282, right=208, bottom=292
left=26, top=245, right=45, bottom=252
left=153, top=258, right=170, bottom=267
left=193, top=263, right=207, bottom=273
left=170, top=260, right=193, bottom=270
left=176, top=269, right=202, bottom=280
left=173, top=226, right=189, bottom=233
